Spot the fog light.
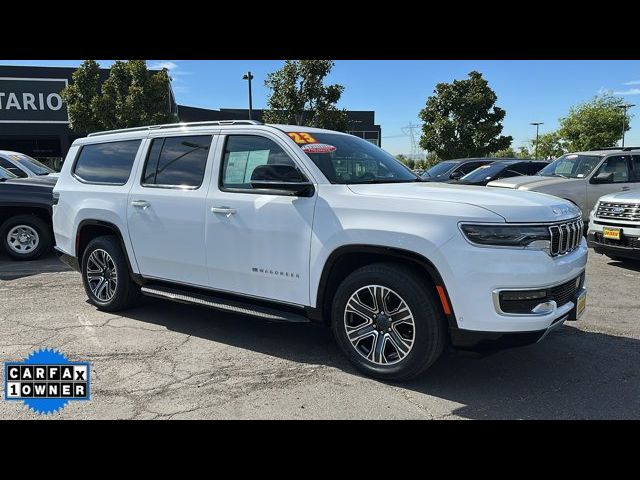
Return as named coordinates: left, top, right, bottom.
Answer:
left=501, top=290, right=547, bottom=302
left=531, top=301, right=556, bottom=315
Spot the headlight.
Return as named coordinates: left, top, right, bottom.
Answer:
left=460, top=224, right=551, bottom=250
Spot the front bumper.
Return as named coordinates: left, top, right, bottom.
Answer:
left=587, top=221, right=640, bottom=260
left=431, top=231, right=588, bottom=333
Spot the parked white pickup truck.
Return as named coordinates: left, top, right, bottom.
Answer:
left=52, top=121, right=588, bottom=380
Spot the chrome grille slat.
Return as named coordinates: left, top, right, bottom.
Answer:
left=596, top=202, right=640, bottom=222
left=548, top=218, right=582, bottom=257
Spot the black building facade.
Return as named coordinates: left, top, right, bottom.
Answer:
left=0, top=65, right=381, bottom=165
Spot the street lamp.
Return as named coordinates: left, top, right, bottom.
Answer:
left=530, top=122, right=544, bottom=160
left=242, top=71, right=254, bottom=120
left=616, top=103, right=635, bottom=147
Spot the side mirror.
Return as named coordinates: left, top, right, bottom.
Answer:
left=450, top=170, right=464, bottom=180
left=250, top=164, right=314, bottom=197
left=591, top=172, right=614, bottom=184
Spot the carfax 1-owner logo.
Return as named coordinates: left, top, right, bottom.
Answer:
left=3, top=348, right=91, bottom=415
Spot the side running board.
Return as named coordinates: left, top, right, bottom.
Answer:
left=140, top=285, right=310, bottom=323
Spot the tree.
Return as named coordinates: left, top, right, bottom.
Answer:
left=263, top=60, right=349, bottom=131
left=61, top=60, right=177, bottom=134
left=396, top=154, right=415, bottom=169
left=531, top=131, right=566, bottom=160
left=419, top=71, right=512, bottom=159
left=493, top=147, right=519, bottom=158
left=558, top=94, right=631, bottom=151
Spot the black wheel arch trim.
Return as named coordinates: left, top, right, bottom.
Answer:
left=314, top=244, right=458, bottom=328
left=75, top=219, right=145, bottom=285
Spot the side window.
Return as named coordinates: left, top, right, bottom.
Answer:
left=632, top=156, right=640, bottom=182
left=503, top=163, right=530, bottom=176
left=595, top=155, right=630, bottom=183
left=73, top=140, right=141, bottom=184
left=142, top=135, right=212, bottom=188
left=0, top=158, right=27, bottom=177
left=529, top=162, right=547, bottom=175
left=457, top=162, right=484, bottom=176
left=221, top=135, right=299, bottom=190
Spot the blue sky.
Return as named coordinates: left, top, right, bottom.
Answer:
left=3, top=59, right=640, bottom=155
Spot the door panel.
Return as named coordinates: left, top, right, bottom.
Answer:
left=205, top=133, right=316, bottom=305
left=127, top=135, right=217, bottom=286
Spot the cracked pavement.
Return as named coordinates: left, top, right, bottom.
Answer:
left=1, top=251, right=639, bottom=419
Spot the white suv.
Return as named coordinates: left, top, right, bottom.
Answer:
left=53, top=120, right=588, bottom=380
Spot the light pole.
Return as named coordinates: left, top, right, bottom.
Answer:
left=242, top=71, right=254, bottom=120
left=616, top=103, right=635, bottom=147
left=530, top=122, right=543, bottom=160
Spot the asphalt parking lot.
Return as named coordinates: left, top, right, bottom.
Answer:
left=1, top=250, right=639, bottom=419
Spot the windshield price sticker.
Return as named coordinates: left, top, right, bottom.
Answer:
left=288, top=132, right=318, bottom=144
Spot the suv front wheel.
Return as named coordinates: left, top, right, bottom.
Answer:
left=331, top=263, right=446, bottom=381
left=81, top=235, right=140, bottom=311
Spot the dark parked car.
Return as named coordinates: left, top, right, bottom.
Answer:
left=421, top=158, right=495, bottom=182
left=453, top=159, right=549, bottom=186
left=0, top=174, right=57, bottom=260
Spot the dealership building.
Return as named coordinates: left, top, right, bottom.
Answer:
left=0, top=65, right=381, bottom=165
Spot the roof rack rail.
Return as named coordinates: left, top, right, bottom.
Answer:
left=87, top=120, right=264, bottom=137
left=588, top=146, right=640, bottom=151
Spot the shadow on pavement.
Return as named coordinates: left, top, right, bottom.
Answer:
left=119, top=298, right=640, bottom=419
left=0, top=252, right=71, bottom=281
left=607, top=259, right=640, bottom=273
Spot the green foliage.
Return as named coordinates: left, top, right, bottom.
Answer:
left=531, top=131, right=567, bottom=159
left=493, top=147, right=519, bottom=158
left=396, top=154, right=415, bottom=169
left=263, top=60, right=349, bottom=131
left=558, top=94, right=631, bottom=151
left=61, top=60, right=177, bottom=134
left=418, top=71, right=512, bottom=159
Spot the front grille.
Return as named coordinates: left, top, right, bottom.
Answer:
left=549, top=218, right=583, bottom=256
left=594, top=232, right=640, bottom=248
left=499, top=273, right=584, bottom=314
left=596, top=202, right=640, bottom=222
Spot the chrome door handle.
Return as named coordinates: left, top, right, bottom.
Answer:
left=131, top=200, right=151, bottom=209
left=211, top=206, right=236, bottom=216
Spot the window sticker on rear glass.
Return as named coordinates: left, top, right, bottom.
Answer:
left=301, top=143, right=337, bottom=154
left=288, top=132, right=318, bottom=144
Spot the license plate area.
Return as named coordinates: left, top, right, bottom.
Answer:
left=569, top=290, right=586, bottom=321
left=602, top=227, right=622, bottom=240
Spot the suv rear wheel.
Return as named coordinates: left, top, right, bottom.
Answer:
left=331, top=263, right=446, bottom=381
left=81, top=235, right=141, bottom=311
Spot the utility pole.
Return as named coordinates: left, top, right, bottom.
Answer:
left=530, top=122, right=543, bottom=159
left=616, top=104, right=635, bottom=147
left=242, top=71, right=254, bottom=120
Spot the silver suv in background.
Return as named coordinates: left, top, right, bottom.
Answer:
left=488, top=148, right=640, bottom=225
left=588, top=190, right=640, bottom=262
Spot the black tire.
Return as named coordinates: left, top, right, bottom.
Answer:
left=0, top=214, right=52, bottom=261
left=81, top=235, right=141, bottom=311
left=331, top=262, right=447, bottom=381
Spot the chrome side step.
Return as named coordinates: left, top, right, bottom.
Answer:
left=140, top=285, right=310, bottom=323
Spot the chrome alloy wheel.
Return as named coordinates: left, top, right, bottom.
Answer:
left=6, top=225, right=40, bottom=254
left=343, top=285, right=416, bottom=365
left=86, top=249, right=118, bottom=302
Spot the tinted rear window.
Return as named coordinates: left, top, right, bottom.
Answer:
left=74, top=140, right=141, bottom=184
left=142, top=135, right=211, bottom=188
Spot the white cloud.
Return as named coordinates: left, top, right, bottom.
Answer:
left=623, top=80, right=640, bottom=86
left=613, top=88, right=640, bottom=96
left=149, top=61, right=178, bottom=71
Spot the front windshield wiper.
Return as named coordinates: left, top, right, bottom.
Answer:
left=550, top=173, right=569, bottom=179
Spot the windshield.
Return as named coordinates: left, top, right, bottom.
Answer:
left=538, top=154, right=601, bottom=179
left=0, top=166, right=18, bottom=180
left=422, top=161, right=456, bottom=178
left=6, top=153, right=55, bottom=175
left=460, top=163, right=514, bottom=183
left=293, top=132, right=418, bottom=184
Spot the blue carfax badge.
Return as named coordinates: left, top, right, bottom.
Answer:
left=4, top=348, right=91, bottom=415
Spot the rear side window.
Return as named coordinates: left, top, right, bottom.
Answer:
left=73, top=140, right=141, bottom=184
left=142, top=135, right=212, bottom=188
